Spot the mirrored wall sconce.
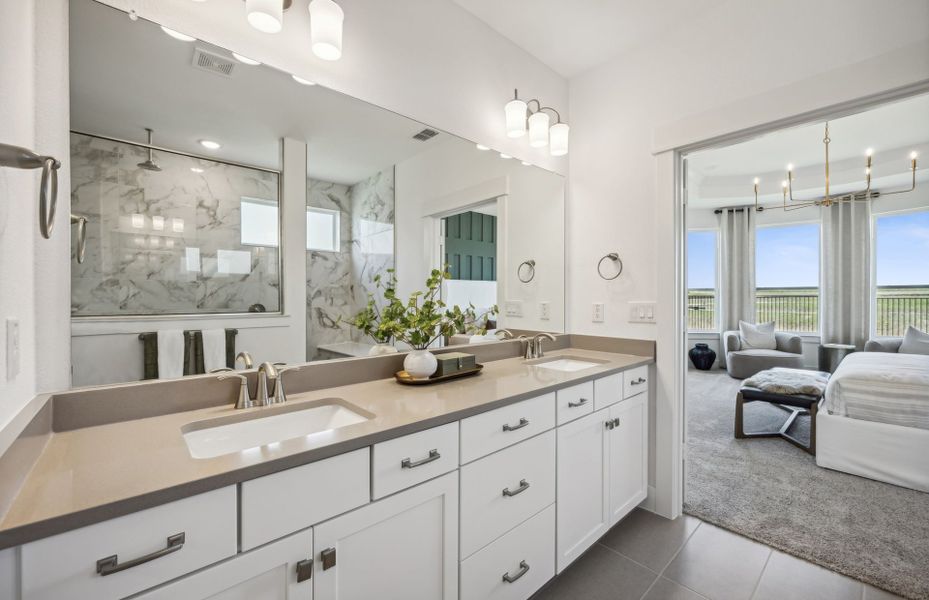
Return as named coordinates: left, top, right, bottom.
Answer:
left=504, top=89, right=569, bottom=156
left=239, top=0, right=344, bottom=62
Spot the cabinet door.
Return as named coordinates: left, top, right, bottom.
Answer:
left=313, top=472, right=458, bottom=600
left=555, top=408, right=610, bottom=573
left=134, top=529, right=313, bottom=600
left=607, top=394, right=648, bottom=526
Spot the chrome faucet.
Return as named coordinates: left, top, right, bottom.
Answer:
left=256, top=362, right=279, bottom=406
left=496, top=329, right=515, bottom=340
left=526, top=333, right=557, bottom=359
left=218, top=372, right=254, bottom=409
left=236, top=351, right=254, bottom=369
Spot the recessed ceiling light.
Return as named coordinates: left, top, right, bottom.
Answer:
left=475, top=144, right=490, bottom=151
left=499, top=153, right=512, bottom=159
left=199, top=139, right=221, bottom=150
left=191, top=167, right=205, bottom=173
left=291, top=75, right=316, bottom=85
left=232, top=53, right=261, bottom=66
left=160, top=26, right=196, bottom=42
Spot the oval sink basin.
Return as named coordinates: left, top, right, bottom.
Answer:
left=528, top=356, right=607, bottom=372
left=182, top=399, right=372, bottom=459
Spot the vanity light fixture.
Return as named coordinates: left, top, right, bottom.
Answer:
left=308, top=0, right=344, bottom=61
left=245, top=0, right=291, bottom=34
left=199, top=139, right=221, bottom=150
left=232, top=53, right=261, bottom=66
left=291, top=75, right=316, bottom=85
left=504, top=89, right=569, bottom=156
left=160, top=26, right=196, bottom=42
left=475, top=144, right=490, bottom=151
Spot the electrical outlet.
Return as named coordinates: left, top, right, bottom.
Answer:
left=539, top=301, right=551, bottom=321
left=6, top=318, right=20, bottom=380
left=628, top=301, right=657, bottom=324
left=505, top=301, right=523, bottom=317
left=592, top=303, right=605, bottom=323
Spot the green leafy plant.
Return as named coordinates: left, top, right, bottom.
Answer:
left=348, top=270, right=405, bottom=344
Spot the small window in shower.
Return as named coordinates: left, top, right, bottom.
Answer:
left=306, top=207, right=340, bottom=252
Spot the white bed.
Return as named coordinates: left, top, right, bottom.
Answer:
left=817, top=351, right=929, bottom=492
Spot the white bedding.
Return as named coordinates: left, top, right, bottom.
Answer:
left=824, top=351, right=929, bottom=430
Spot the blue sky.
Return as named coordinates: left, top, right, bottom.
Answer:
left=688, top=211, right=929, bottom=289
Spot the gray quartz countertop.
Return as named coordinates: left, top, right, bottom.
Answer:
left=0, top=348, right=652, bottom=548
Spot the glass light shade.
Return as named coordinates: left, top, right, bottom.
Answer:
left=246, top=0, right=284, bottom=34
left=549, top=122, right=569, bottom=156
left=528, top=111, right=550, bottom=148
left=309, top=0, right=344, bottom=61
left=505, top=99, right=527, bottom=138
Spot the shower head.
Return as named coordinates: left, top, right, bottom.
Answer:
left=137, top=128, right=162, bottom=172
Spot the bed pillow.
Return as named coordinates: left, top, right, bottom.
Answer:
left=739, top=320, right=777, bottom=350
left=899, top=326, right=929, bottom=355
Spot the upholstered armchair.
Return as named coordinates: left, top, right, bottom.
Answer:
left=864, top=338, right=903, bottom=353
left=723, top=330, right=805, bottom=379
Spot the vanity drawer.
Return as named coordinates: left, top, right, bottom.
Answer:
left=241, top=448, right=369, bottom=550
left=21, top=486, right=236, bottom=600
left=555, top=381, right=594, bottom=425
left=624, top=365, right=649, bottom=398
left=460, top=503, right=555, bottom=600
left=593, top=373, right=623, bottom=410
left=460, top=393, right=555, bottom=464
left=372, top=422, right=459, bottom=499
left=460, top=430, right=555, bottom=559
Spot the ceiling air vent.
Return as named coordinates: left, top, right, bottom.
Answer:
left=412, top=128, right=439, bottom=142
left=191, top=48, right=237, bottom=78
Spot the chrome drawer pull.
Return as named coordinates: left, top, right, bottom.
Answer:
left=502, top=479, right=530, bottom=497
left=631, top=377, right=646, bottom=385
left=401, top=449, right=440, bottom=469
left=567, top=398, right=589, bottom=408
left=502, top=418, right=529, bottom=432
left=96, top=532, right=185, bottom=576
left=502, top=560, right=530, bottom=583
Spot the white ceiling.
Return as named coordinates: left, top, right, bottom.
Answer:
left=70, top=0, right=460, bottom=184
left=452, top=0, right=729, bottom=78
left=687, top=93, right=929, bottom=209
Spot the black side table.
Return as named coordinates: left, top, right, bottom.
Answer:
left=818, top=343, right=855, bottom=373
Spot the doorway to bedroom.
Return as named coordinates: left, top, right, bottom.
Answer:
left=680, top=92, right=929, bottom=599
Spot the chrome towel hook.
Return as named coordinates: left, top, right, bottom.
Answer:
left=517, top=259, right=536, bottom=283
left=597, top=253, right=623, bottom=280
left=0, top=143, right=61, bottom=239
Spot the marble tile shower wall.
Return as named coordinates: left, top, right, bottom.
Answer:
left=305, top=169, right=395, bottom=360
left=70, top=133, right=281, bottom=316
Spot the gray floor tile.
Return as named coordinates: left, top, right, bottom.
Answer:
left=863, top=585, right=904, bottom=599
left=599, top=508, right=700, bottom=572
left=532, top=544, right=657, bottom=600
left=643, top=577, right=709, bottom=600
left=664, top=523, right=771, bottom=600
left=752, top=551, right=862, bottom=600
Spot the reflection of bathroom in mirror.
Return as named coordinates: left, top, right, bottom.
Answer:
left=68, top=0, right=565, bottom=387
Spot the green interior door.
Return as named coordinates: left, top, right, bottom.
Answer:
left=443, top=211, right=496, bottom=281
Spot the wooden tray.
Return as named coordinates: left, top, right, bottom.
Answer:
left=395, top=364, right=484, bottom=385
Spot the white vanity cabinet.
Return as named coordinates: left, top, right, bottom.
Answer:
left=312, top=472, right=459, bottom=600
left=606, top=394, right=648, bottom=525
left=132, top=529, right=313, bottom=600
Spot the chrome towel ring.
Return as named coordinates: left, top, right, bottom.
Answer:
left=597, top=253, right=623, bottom=280
left=517, top=259, right=536, bottom=283
left=0, top=143, right=61, bottom=239
left=71, top=214, right=88, bottom=264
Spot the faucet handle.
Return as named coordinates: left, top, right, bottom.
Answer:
left=217, top=372, right=254, bottom=409
left=271, top=364, right=304, bottom=404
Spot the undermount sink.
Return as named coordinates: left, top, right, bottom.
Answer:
left=528, top=355, right=608, bottom=372
left=182, top=399, right=372, bottom=459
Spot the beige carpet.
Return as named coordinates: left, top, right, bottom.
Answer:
left=684, top=368, right=929, bottom=600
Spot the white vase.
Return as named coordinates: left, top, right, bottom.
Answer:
left=404, top=349, right=438, bottom=379
left=368, top=343, right=398, bottom=356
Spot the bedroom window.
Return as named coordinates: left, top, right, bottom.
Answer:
left=874, top=210, right=929, bottom=336
left=687, top=230, right=718, bottom=332
left=755, top=222, right=820, bottom=333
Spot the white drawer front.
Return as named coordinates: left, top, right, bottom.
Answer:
left=241, top=448, right=369, bottom=550
left=21, top=486, right=236, bottom=600
left=460, top=503, right=555, bottom=600
left=555, top=381, right=594, bottom=425
left=460, top=431, right=556, bottom=558
left=372, top=422, right=459, bottom=499
left=460, top=394, right=555, bottom=464
left=593, top=373, right=623, bottom=410
left=623, top=365, right=649, bottom=398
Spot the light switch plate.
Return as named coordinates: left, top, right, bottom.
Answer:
left=505, top=301, right=523, bottom=317
left=539, top=301, right=551, bottom=321
left=592, top=303, right=605, bottom=323
left=629, top=302, right=657, bottom=324
left=6, top=318, right=20, bottom=380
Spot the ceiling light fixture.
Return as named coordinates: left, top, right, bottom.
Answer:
left=245, top=0, right=291, bottom=34
left=160, top=26, right=196, bottom=42
left=292, top=75, right=316, bottom=85
left=499, top=153, right=512, bottom=159
left=308, top=0, right=344, bottom=61
left=199, top=139, right=221, bottom=150
left=504, top=89, right=569, bottom=156
left=232, top=53, right=261, bottom=65
left=753, top=123, right=918, bottom=212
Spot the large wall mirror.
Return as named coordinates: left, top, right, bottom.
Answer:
left=69, top=0, right=566, bottom=387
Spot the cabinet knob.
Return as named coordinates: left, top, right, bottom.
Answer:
left=321, top=547, right=337, bottom=571
left=296, top=558, right=313, bottom=582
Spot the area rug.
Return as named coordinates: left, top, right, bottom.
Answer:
left=684, top=369, right=929, bottom=600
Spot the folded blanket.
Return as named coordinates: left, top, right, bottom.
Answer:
left=743, top=367, right=829, bottom=396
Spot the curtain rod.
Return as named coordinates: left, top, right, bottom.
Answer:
left=713, top=206, right=764, bottom=214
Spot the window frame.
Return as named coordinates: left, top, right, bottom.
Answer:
left=870, top=206, right=929, bottom=338
left=306, top=206, right=341, bottom=253
left=686, top=227, right=720, bottom=333
left=240, top=196, right=281, bottom=248
left=754, top=219, right=822, bottom=335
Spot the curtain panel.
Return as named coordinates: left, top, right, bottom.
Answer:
left=717, top=208, right=756, bottom=366
left=822, top=200, right=872, bottom=349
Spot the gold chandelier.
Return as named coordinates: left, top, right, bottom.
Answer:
left=753, top=123, right=918, bottom=212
